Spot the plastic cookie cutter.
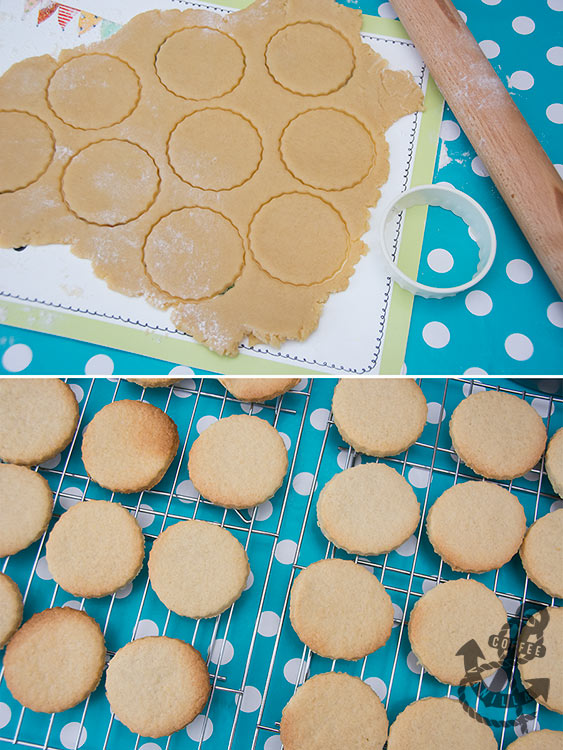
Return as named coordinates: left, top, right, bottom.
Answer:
left=375, top=183, right=496, bottom=298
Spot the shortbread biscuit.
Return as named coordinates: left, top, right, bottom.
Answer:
left=106, top=636, right=210, bottom=738
left=148, top=519, right=249, bottom=619
left=546, top=428, right=563, bottom=498
left=0, top=573, right=23, bottom=647
left=387, top=697, right=497, bottom=750
left=126, top=377, right=182, bottom=388
left=4, top=607, right=105, bottom=712
left=518, top=607, right=563, bottom=714
left=188, top=414, right=288, bottom=508
left=46, top=499, right=145, bottom=598
left=427, top=481, right=527, bottom=573
left=82, top=399, right=179, bottom=493
left=449, top=391, right=547, bottom=480
left=331, top=379, right=427, bottom=457
left=408, top=579, right=508, bottom=685
left=289, top=558, right=393, bottom=660
left=0, top=464, right=53, bottom=557
left=317, top=463, right=420, bottom=555
left=0, top=378, right=79, bottom=465
left=520, top=509, right=563, bottom=598
left=506, top=730, right=563, bottom=750
left=219, top=378, right=300, bottom=402
left=280, top=671, right=388, bottom=750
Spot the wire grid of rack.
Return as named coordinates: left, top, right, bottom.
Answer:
left=0, top=376, right=562, bottom=750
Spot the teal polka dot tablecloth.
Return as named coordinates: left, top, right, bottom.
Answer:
left=1, top=377, right=562, bottom=750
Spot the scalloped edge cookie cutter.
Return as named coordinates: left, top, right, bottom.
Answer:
left=375, top=183, right=496, bottom=298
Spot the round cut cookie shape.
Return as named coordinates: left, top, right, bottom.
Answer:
left=426, top=481, right=527, bottom=573
left=289, top=558, right=393, bottom=660
left=105, top=636, right=210, bottom=738
left=4, top=607, right=106, bottom=712
left=0, top=464, right=53, bottom=557
left=126, top=377, right=182, bottom=388
left=505, top=730, right=563, bottom=750
left=449, top=391, right=547, bottom=480
left=46, top=499, right=145, bottom=598
left=148, top=519, right=250, bottom=619
left=0, top=111, right=54, bottom=193
left=219, top=377, right=300, bottom=402
left=332, top=378, right=427, bottom=457
left=0, top=573, right=23, bottom=647
left=317, top=463, right=420, bottom=556
left=0, top=378, right=79, bottom=466
left=82, top=399, right=179, bottom=493
left=408, top=579, right=509, bottom=685
left=187, top=414, right=288, bottom=509
left=518, top=607, right=563, bottom=714
left=520, top=509, right=563, bottom=598
left=387, top=696, right=497, bottom=750
left=546, top=427, right=563, bottom=498
left=280, top=671, right=388, bottom=750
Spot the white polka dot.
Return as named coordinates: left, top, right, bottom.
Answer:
left=176, top=479, right=197, bottom=502
left=505, top=333, right=534, bottom=361
left=283, top=657, right=305, bottom=685
left=395, top=534, right=417, bottom=557
left=84, top=354, right=114, bottom=375
left=392, top=602, right=403, bottom=627
left=244, top=570, right=254, bottom=590
left=481, top=0, right=500, bottom=4
left=139, top=744, right=161, bottom=750
left=67, top=384, right=84, bottom=404
left=551, top=500, right=563, bottom=512
left=1, top=343, right=32, bottom=372
left=407, top=651, right=422, bottom=673
left=465, top=290, right=493, bottom=316
left=422, top=578, right=437, bottom=594
left=400, top=362, right=407, bottom=375
left=547, top=46, right=563, bottom=65
left=427, top=248, right=454, bottom=273
left=264, top=736, right=283, bottom=750
left=279, top=432, right=291, bottom=452
left=258, top=610, right=280, bottom=637
left=463, top=367, right=488, bottom=377
left=458, top=9, right=467, bottom=22
left=40, top=453, right=61, bottom=469
left=471, top=156, right=489, bottom=177
left=134, top=619, right=159, bottom=639
left=275, top=538, right=297, bottom=565
left=255, top=500, right=273, bottom=522
left=364, top=676, right=387, bottom=701
left=378, top=2, right=397, bottom=18
left=310, top=408, right=330, bottom=431
left=440, top=120, right=461, bottom=141
left=208, top=638, right=234, bottom=665
left=114, top=581, right=133, bottom=599
left=0, top=703, right=11, bottom=729
left=337, top=448, right=362, bottom=470
left=524, top=466, right=540, bottom=482
left=168, top=365, right=195, bottom=378
left=63, top=600, right=81, bottom=610
left=547, top=103, right=563, bottom=124
left=547, top=301, right=563, bottom=327
left=408, top=467, right=430, bottom=488
left=512, top=16, right=535, bottom=33
left=462, top=381, right=487, bottom=397
left=36, top=555, right=53, bottom=580
left=293, top=379, right=309, bottom=391
left=509, top=71, right=534, bottom=90
left=240, top=402, right=264, bottom=414
left=514, top=714, right=540, bottom=737
left=427, top=402, right=446, bottom=424
left=134, top=503, right=155, bottom=529
left=422, top=321, right=450, bottom=349
left=506, top=258, right=533, bottom=284
left=172, top=379, right=195, bottom=398
left=531, top=397, right=554, bottom=419
left=237, top=685, right=262, bottom=713
left=484, top=668, right=508, bottom=693
left=60, top=486, right=83, bottom=510
left=547, top=0, right=563, bottom=9
left=186, top=715, right=213, bottom=742
left=197, top=415, right=217, bottom=433
left=556, top=164, right=563, bottom=179
left=60, top=723, right=87, bottom=749
left=292, top=472, right=316, bottom=496
left=479, top=40, right=500, bottom=58
left=499, top=595, right=521, bottom=616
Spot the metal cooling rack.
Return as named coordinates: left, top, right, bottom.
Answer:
left=0, top=377, right=562, bottom=750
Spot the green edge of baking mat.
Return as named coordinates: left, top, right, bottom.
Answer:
left=0, top=9, right=443, bottom=376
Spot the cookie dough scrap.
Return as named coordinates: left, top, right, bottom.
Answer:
left=518, top=607, right=563, bottom=714
left=0, top=0, right=422, bottom=356
left=0, top=573, right=23, bottom=648
left=0, top=464, right=53, bottom=557
left=519, top=509, right=563, bottom=599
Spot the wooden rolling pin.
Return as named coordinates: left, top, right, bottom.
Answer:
left=391, top=0, right=563, bottom=299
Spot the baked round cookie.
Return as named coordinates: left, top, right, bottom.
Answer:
left=426, top=481, right=527, bottom=573
left=408, top=579, right=508, bottom=685
left=46, top=499, right=145, bottom=598
left=317, top=463, right=420, bottom=555
left=505, top=730, right=563, bottom=750
left=546, top=428, right=563, bottom=498
left=387, top=696, right=497, bottom=750
left=106, top=636, right=210, bottom=738
left=82, top=399, right=179, bottom=493
left=289, top=558, right=393, bottom=660
left=0, top=573, right=23, bottom=647
left=449, top=391, right=547, bottom=480
left=518, top=606, right=563, bottom=714
left=331, top=379, right=427, bottom=457
left=188, top=414, right=288, bottom=508
left=219, top=377, right=300, bottom=402
left=520, top=509, right=563, bottom=598
left=0, top=464, right=53, bottom=557
left=0, top=378, right=79, bottom=466
left=4, top=607, right=105, bottom=712
left=280, top=671, right=388, bottom=750
left=148, top=519, right=249, bottom=619
left=126, top=377, right=182, bottom=388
